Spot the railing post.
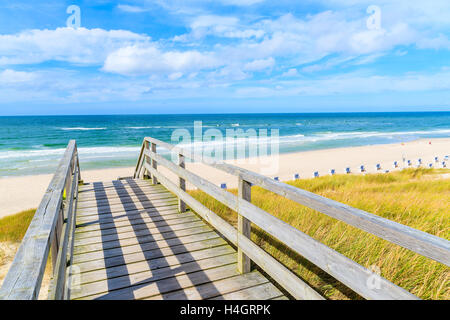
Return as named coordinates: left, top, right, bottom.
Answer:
left=151, top=142, right=158, bottom=185
left=238, top=177, right=252, bottom=274
left=143, top=140, right=151, bottom=180
left=178, top=153, right=186, bottom=213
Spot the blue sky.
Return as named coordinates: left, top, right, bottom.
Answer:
left=0, top=0, right=449, bottom=115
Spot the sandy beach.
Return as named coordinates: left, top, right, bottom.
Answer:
left=0, top=137, right=448, bottom=218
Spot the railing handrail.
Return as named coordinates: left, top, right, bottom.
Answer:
left=135, top=136, right=450, bottom=300
left=0, top=140, right=81, bottom=300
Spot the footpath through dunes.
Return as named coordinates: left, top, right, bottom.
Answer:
left=71, top=178, right=286, bottom=300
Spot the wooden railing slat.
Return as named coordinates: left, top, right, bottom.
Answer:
left=0, top=141, right=78, bottom=300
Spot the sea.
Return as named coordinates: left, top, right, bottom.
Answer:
left=0, top=112, right=449, bottom=177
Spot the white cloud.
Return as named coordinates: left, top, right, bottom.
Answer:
left=117, top=4, right=149, bottom=13
left=235, top=70, right=450, bottom=98
left=183, top=15, right=264, bottom=40
left=281, top=68, right=298, bottom=77
left=0, top=69, right=37, bottom=84
left=220, top=0, right=265, bottom=6
left=0, top=27, right=149, bottom=65
left=103, top=45, right=222, bottom=75
left=244, top=58, right=274, bottom=71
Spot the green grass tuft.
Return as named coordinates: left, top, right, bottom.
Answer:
left=0, top=209, right=36, bottom=242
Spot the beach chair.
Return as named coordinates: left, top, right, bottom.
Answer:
left=385, top=170, right=390, bottom=173
left=220, top=183, right=227, bottom=189
left=442, top=161, right=447, bottom=168
left=274, top=177, right=279, bottom=181
left=435, top=156, right=439, bottom=163
left=393, top=161, right=398, bottom=168
left=293, top=173, right=300, bottom=180
left=417, top=159, right=422, bottom=167
left=345, top=167, right=351, bottom=174
left=329, top=169, right=336, bottom=175
left=313, top=171, right=319, bottom=178
left=428, top=163, right=433, bottom=168
left=407, top=160, right=412, bottom=166
left=359, top=165, right=365, bottom=173
left=375, top=163, right=381, bottom=170
left=445, top=155, right=449, bottom=161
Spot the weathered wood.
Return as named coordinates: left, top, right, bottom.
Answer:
left=0, top=141, right=78, bottom=300
left=76, top=211, right=195, bottom=233
left=74, top=220, right=207, bottom=247
left=178, top=153, right=186, bottom=213
left=77, top=191, right=174, bottom=209
left=76, top=246, right=237, bottom=288
left=238, top=177, right=251, bottom=274
left=150, top=142, right=158, bottom=185
left=142, top=136, right=450, bottom=267
left=211, top=282, right=284, bottom=300
left=73, top=225, right=214, bottom=255
left=145, top=154, right=416, bottom=300
left=48, top=165, right=79, bottom=300
left=134, top=141, right=146, bottom=179
left=148, top=271, right=269, bottom=300
left=73, top=231, right=221, bottom=264
left=76, top=204, right=179, bottom=223
left=72, top=253, right=238, bottom=299
left=78, top=264, right=242, bottom=300
left=74, top=215, right=201, bottom=240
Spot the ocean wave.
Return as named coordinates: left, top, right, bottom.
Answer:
left=0, top=146, right=140, bottom=160
left=60, top=127, right=107, bottom=131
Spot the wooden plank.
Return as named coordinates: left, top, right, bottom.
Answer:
left=74, top=215, right=201, bottom=240
left=144, top=137, right=450, bottom=267
left=148, top=271, right=270, bottom=300
left=74, top=220, right=207, bottom=247
left=74, top=241, right=230, bottom=274
left=79, top=190, right=171, bottom=208
left=73, top=225, right=213, bottom=255
left=0, top=141, right=76, bottom=300
left=210, top=282, right=284, bottom=300
left=73, top=231, right=221, bottom=264
left=76, top=198, right=178, bottom=216
left=78, top=179, right=153, bottom=191
left=76, top=204, right=179, bottom=224
left=77, top=263, right=241, bottom=300
left=71, top=252, right=237, bottom=299
left=76, top=211, right=196, bottom=233
left=76, top=246, right=236, bottom=286
left=78, top=183, right=166, bottom=197
left=145, top=158, right=417, bottom=300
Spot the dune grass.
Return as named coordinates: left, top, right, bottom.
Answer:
left=0, top=209, right=36, bottom=243
left=188, top=168, right=450, bottom=300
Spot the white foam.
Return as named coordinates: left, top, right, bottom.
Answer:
left=60, top=127, right=107, bottom=131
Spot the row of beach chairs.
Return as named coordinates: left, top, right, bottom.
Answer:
left=218, top=155, right=448, bottom=189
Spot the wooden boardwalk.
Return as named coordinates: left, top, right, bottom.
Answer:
left=70, top=178, right=286, bottom=300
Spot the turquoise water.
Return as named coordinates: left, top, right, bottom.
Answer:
left=0, top=112, right=449, bottom=177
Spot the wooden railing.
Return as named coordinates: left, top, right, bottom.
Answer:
left=0, top=141, right=81, bottom=300
left=134, top=136, right=450, bottom=300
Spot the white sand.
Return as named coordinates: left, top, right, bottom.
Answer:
left=0, top=138, right=448, bottom=218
